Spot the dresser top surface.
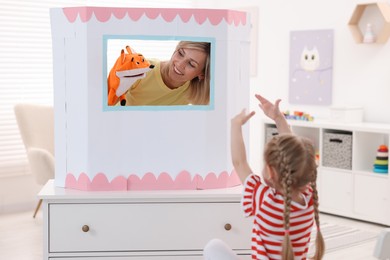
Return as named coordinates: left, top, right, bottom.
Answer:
left=38, top=180, right=244, bottom=202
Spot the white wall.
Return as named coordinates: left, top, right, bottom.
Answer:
left=195, top=0, right=390, bottom=173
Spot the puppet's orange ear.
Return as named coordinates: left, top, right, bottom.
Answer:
left=126, top=45, right=133, bottom=55
left=120, top=49, right=125, bottom=64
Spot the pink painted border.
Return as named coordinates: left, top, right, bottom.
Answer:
left=65, top=170, right=241, bottom=191
left=62, top=7, right=247, bottom=26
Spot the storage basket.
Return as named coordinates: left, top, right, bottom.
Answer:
left=322, top=130, right=352, bottom=170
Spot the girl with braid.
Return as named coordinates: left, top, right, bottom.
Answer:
left=204, top=94, right=325, bottom=260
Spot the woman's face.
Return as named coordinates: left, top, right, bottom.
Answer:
left=167, top=47, right=207, bottom=83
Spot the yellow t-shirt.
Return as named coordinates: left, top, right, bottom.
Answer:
left=125, top=59, right=190, bottom=106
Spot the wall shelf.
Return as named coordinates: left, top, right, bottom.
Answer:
left=348, top=2, right=390, bottom=43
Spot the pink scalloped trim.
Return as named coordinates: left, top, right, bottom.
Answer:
left=65, top=173, right=128, bottom=191
left=64, top=170, right=241, bottom=191
left=62, top=7, right=246, bottom=26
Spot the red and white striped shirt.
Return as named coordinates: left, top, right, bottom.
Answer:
left=242, top=174, right=314, bottom=260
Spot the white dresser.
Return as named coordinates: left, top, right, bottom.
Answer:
left=39, top=180, right=252, bottom=259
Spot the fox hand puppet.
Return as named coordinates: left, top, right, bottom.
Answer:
left=107, top=46, right=154, bottom=106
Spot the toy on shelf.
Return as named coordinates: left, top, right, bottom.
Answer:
left=363, top=23, right=376, bottom=43
left=284, top=110, right=314, bottom=121
left=373, top=145, right=388, bottom=174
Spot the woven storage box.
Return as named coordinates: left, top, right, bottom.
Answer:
left=322, top=130, right=352, bottom=170
left=265, top=125, right=278, bottom=143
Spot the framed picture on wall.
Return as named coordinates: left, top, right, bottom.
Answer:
left=289, top=29, right=334, bottom=105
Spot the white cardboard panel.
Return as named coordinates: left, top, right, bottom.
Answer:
left=51, top=7, right=250, bottom=190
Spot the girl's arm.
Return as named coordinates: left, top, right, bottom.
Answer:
left=231, top=109, right=255, bottom=183
left=255, top=94, right=291, bottom=134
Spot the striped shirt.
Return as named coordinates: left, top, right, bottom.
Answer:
left=242, top=174, right=314, bottom=260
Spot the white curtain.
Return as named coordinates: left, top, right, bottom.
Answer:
left=0, top=0, right=192, bottom=177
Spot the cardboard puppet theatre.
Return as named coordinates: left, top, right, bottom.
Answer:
left=51, top=7, right=250, bottom=191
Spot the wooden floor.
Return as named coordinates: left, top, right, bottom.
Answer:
left=0, top=210, right=386, bottom=259
left=0, top=210, right=43, bottom=260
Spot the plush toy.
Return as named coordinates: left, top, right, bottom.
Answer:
left=107, top=46, right=154, bottom=106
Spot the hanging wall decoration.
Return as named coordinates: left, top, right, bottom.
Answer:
left=289, top=29, right=334, bottom=105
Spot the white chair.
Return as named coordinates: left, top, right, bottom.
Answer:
left=14, top=104, right=54, bottom=218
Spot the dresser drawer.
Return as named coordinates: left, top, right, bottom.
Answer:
left=49, top=257, right=203, bottom=260
left=49, top=256, right=251, bottom=260
left=49, top=202, right=252, bottom=252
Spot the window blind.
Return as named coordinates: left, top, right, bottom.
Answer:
left=0, top=0, right=192, bottom=177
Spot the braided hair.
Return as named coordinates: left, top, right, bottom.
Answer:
left=264, top=134, right=325, bottom=260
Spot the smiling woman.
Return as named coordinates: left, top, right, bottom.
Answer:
left=105, top=39, right=212, bottom=108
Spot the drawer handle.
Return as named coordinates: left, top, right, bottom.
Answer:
left=82, top=225, right=90, bottom=232
left=224, top=223, right=232, bottom=231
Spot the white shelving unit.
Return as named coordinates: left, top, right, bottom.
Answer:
left=262, top=118, right=390, bottom=226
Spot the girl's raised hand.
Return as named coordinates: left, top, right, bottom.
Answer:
left=255, top=94, right=282, bottom=121
left=255, top=93, right=291, bottom=134
left=231, top=109, right=255, bottom=126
